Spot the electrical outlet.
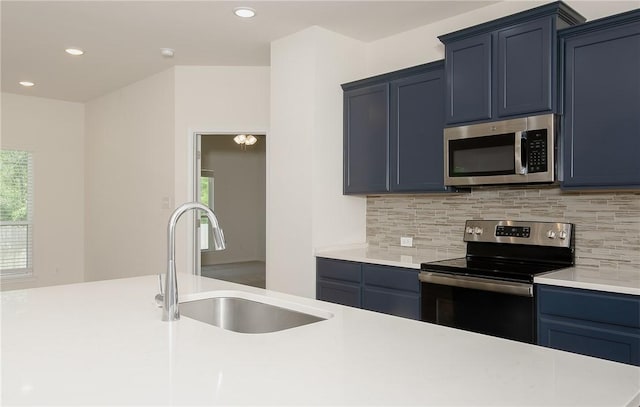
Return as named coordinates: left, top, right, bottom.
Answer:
left=400, top=236, right=413, bottom=247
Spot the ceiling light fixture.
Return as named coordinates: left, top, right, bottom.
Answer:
left=65, top=48, right=84, bottom=56
left=160, top=48, right=175, bottom=58
left=233, top=7, right=256, bottom=18
left=233, top=134, right=258, bottom=150
left=19, top=81, right=35, bottom=87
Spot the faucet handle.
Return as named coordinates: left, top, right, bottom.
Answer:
left=154, top=274, right=164, bottom=307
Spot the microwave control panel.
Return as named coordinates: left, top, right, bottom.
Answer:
left=526, top=130, right=548, bottom=173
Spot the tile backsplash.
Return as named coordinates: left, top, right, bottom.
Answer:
left=367, top=187, right=640, bottom=271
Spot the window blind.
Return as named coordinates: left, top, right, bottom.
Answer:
left=0, top=150, right=33, bottom=277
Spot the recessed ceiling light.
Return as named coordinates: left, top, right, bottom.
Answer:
left=19, top=81, right=35, bottom=87
left=233, top=7, right=256, bottom=18
left=160, top=48, right=175, bottom=58
left=65, top=48, right=84, bottom=56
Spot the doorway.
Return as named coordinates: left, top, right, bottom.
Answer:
left=194, top=133, right=266, bottom=288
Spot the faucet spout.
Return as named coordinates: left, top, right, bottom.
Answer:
left=162, top=202, right=226, bottom=322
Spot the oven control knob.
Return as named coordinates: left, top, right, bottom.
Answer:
left=558, top=231, right=568, bottom=240
left=474, top=227, right=483, bottom=235
left=546, top=230, right=556, bottom=239
left=466, top=227, right=474, bottom=234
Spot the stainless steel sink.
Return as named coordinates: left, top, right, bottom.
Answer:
left=180, top=294, right=330, bottom=333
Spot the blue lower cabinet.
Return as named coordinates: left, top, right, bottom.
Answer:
left=316, top=257, right=362, bottom=283
left=317, top=280, right=361, bottom=308
left=539, top=316, right=639, bottom=365
left=316, top=258, right=421, bottom=320
left=363, top=287, right=420, bottom=320
left=362, top=264, right=420, bottom=320
left=316, top=258, right=362, bottom=307
left=537, top=284, right=640, bottom=366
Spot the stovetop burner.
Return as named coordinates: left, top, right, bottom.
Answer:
left=420, top=220, right=575, bottom=283
left=422, top=257, right=567, bottom=283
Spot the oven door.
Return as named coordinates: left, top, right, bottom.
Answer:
left=419, top=272, right=536, bottom=343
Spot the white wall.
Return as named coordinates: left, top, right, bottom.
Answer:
left=1, top=93, right=85, bottom=290
left=200, top=135, right=266, bottom=266
left=173, top=66, right=270, bottom=275
left=364, top=0, right=640, bottom=77
left=566, top=1, right=640, bottom=21
left=269, top=26, right=367, bottom=298
left=81, top=66, right=270, bottom=282
left=84, top=69, right=175, bottom=281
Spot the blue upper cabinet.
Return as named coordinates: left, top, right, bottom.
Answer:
left=444, top=34, right=492, bottom=124
left=389, top=66, right=450, bottom=192
left=497, top=18, right=553, bottom=117
left=343, top=83, right=390, bottom=194
left=439, top=1, right=585, bottom=126
left=559, top=10, right=640, bottom=190
left=342, top=61, right=456, bottom=195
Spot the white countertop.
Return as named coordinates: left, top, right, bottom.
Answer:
left=535, top=264, right=640, bottom=296
left=316, top=244, right=640, bottom=296
left=315, top=244, right=463, bottom=269
left=2, top=274, right=639, bottom=406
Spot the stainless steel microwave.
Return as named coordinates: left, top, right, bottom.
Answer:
left=444, top=114, right=557, bottom=186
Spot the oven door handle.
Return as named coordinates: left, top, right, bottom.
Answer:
left=418, top=271, right=533, bottom=297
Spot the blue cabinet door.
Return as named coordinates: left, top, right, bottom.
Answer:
left=316, top=258, right=362, bottom=283
left=316, top=258, right=362, bottom=307
left=362, top=287, right=420, bottom=320
left=390, top=68, right=449, bottom=192
left=561, top=14, right=640, bottom=189
left=343, top=83, right=389, bottom=194
left=362, top=264, right=421, bottom=320
left=537, top=284, right=640, bottom=366
left=539, top=316, right=640, bottom=366
left=439, top=2, right=584, bottom=125
left=316, top=258, right=422, bottom=320
left=317, top=280, right=362, bottom=308
left=444, top=34, right=492, bottom=125
left=497, top=18, right=553, bottom=117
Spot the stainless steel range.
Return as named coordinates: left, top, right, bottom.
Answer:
left=419, top=220, right=575, bottom=343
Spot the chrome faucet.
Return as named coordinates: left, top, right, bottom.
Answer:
left=159, top=202, right=226, bottom=322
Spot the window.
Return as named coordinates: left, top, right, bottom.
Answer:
left=0, top=150, right=33, bottom=278
left=199, top=171, right=214, bottom=251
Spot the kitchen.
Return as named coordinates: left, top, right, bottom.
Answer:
left=2, top=1, right=639, bottom=405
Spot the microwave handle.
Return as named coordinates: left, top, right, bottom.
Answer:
left=515, top=132, right=528, bottom=175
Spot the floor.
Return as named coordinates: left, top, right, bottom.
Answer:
left=200, top=261, right=266, bottom=288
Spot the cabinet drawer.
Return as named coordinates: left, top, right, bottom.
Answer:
left=363, top=287, right=420, bottom=320
left=317, top=281, right=361, bottom=308
left=316, top=258, right=362, bottom=283
left=538, top=285, right=640, bottom=328
left=539, top=316, right=640, bottom=366
left=363, top=264, right=419, bottom=293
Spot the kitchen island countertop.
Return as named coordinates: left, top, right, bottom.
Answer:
left=2, top=274, right=639, bottom=406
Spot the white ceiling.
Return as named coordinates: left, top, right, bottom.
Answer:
left=2, top=1, right=498, bottom=102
